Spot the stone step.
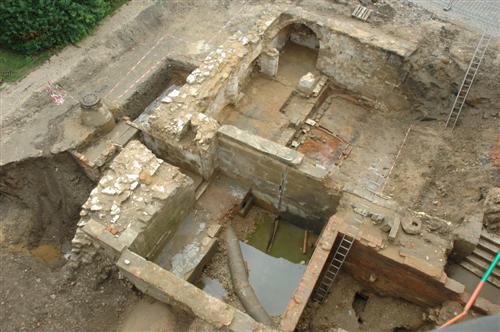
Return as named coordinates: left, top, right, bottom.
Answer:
left=481, top=230, right=500, bottom=247
left=473, top=246, right=497, bottom=264
left=461, top=260, right=500, bottom=289
left=478, top=237, right=499, bottom=256
left=463, top=255, right=500, bottom=279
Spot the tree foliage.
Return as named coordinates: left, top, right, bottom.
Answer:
left=0, top=0, right=111, bottom=54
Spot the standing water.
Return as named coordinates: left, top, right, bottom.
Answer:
left=241, top=210, right=318, bottom=315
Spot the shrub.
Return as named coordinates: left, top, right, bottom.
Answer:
left=0, top=0, right=111, bottom=54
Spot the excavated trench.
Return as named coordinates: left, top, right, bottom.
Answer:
left=2, top=16, right=498, bottom=332
left=0, top=60, right=192, bottom=264
left=0, top=153, right=93, bottom=255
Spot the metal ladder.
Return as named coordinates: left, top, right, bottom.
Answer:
left=312, top=232, right=356, bottom=303
left=445, top=31, right=491, bottom=129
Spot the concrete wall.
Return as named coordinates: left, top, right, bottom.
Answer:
left=217, top=125, right=340, bottom=231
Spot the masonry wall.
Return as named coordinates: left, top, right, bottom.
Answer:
left=217, top=125, right=340, bottom=231
left=262, top=11, right=415, bottom=111
left=205, top=43, right=263, bottom=119
left=117, top=250, right=277, bottom=332
left=142, top=128, right=217, bottom=180
left=317, top=32, right=407, bottom=110
left=130, top=183, right=195, bottom=259
left=72, top=140, right=196, bottom=262
left=343, top=240, right=464, bottom=307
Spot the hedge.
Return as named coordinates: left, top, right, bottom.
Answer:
left=0, top=0, right=111, bottom=55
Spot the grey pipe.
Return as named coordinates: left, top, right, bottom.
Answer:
left=225, top=226, right=273, bottom=326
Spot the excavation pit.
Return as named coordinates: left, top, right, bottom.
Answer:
left=3, top=3, right=500, bottom=332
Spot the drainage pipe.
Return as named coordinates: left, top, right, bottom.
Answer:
left=439, top=251, right=500, bottom=329
left=225, top=225, right=273, bottom=326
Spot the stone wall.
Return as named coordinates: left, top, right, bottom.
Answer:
left=217, top=125, right=340, bottom=231
left=142, top=111, right=218, bottom=179
left=71, top=140, right=195, bottom=262
left=117, top=249, right=278, bottom=332
left=143, top=8, right=418, bottom=180
left=263, top=10, right=416, bottom=111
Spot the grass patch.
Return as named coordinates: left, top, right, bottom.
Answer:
left=0, top=0, right=129, bottom=85
left=110, top=0, right=130, bottom=13
left=0, top=48, right=53, bottom=83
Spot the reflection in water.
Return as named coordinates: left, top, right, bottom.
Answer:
left=247, top=210, right=317, bottom=263
left=239, top=241, right=306, bottom=316
left=200, top=276, right=227, bottom=300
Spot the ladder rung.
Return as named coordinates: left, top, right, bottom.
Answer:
left=318, top=287, right=329, bottom=294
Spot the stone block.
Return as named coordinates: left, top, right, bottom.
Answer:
left=117, top=250, right=277, bottom=332
left=452, top=212, right=483, bottom=259
left=258, top=48, right=279, bottom=77
left=297, top=72, right=317, bottom=95
left=218, top=125, right=304, bottom=166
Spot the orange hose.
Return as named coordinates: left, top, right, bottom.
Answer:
left=438, top=281, right=485, bottom=329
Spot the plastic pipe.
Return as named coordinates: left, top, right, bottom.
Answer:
left=439, top=251, right=500, bottom=329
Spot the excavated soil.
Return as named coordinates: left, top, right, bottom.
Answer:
left=0, top=153, right=142, bottom=331
left=0, top=0, right=499, bottom=331
left=298, top=273, right=434, bottom=332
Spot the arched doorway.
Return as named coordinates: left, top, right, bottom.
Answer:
left=271, top=23, right=320, bottom=85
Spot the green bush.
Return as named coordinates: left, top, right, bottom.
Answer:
left=0, top=0, right=111, bottom=54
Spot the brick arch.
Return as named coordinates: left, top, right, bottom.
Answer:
left=263, top=13, right=326, bottom=51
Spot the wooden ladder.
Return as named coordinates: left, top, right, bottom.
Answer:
left=445, top=31, right=491, bottom=129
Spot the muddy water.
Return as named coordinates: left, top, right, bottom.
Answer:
left=241, top=211, right=317, bottom=315
left=247, top=211, right=317, bottom=263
